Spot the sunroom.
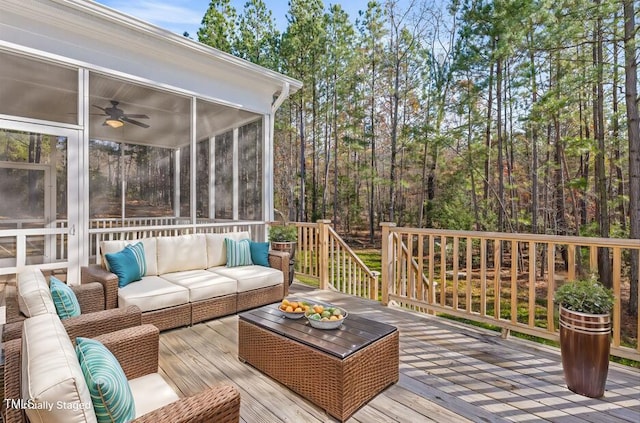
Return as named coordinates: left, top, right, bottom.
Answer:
left=0, top=0, right=302, bottom=285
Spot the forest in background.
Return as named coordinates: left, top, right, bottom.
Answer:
left=196, top=0, right=638, bottom=244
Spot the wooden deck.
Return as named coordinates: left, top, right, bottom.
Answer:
left=158, top=283, right=640, bottom=422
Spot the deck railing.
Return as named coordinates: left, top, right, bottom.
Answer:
left=293, top=220, right=379, bottom=300
left=380, top=223, right=640, bottom=361
left=0, top=217, right=267, bottom=275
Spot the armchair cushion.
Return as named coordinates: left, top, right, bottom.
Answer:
left=50, top=276, right=81, bottom=319
left=128, top=374, right=179, bottom=418
left=249, top=241, right=270, bottom=267
left=224, top=238, right=252, bottom=267
left=21, top=314, right=97, bottom=423
left=17, top=267, right=57, bottom=317
left=76, top=337, right=136, bottom=423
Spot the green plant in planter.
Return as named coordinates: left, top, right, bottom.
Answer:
left=554, top=275, right=614, bottom=315
left=268, top=225, right=298, bottom=242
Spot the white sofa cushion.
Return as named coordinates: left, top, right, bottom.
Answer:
left=17, top=268, right=57, bottom=317
left=209, top=265, right=282, bottom=293
left=118, top=276, right=189, bottom=313
left=156, top=234, right=207, bottom=274
left=161, top=270, right=237, bottom=302
left=100, top=238, right=158, bottom=276
left=206, top=231, right=251, bottom=268
left=129, top=373, right=179, bottom=418
left=21, top=314, right=97, bottom=423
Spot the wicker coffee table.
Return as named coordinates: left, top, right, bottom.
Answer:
left=238, top=302, right=399, bottom=422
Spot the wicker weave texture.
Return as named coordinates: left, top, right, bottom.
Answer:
left=73, top=282, right=106, bottom=313
left=2, top=339, right=23, bottom=423
left=238, top=320, right=399, bottom=422
left=237, top=284, right=284, bottom=312
left=95, top=324, right=160, bottom=380
left=141, top=303, right=191, bottom=331
left=132, top=385, right=240, bottom=423
left=191, top=294, right=237, bottom=324
left=64, top=306, right=142, bottom=345
left=81, top=264, right=119, bottom=309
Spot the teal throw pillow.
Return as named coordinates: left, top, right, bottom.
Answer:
left=105, top=242, right=145, bottom=288
left=225, top=238, right=253, bottom=267
left=125, top=242, right=146, bottom=277
left=76, top=337, right=135, bottom=423
left=249, top=241, right=270, bottom=267
left=50, top=276, right=81, bottom=319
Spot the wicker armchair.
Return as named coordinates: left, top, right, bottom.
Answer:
left=3, top=323, right=240, bottom=423
left=3, top=278, right=142, bottom=342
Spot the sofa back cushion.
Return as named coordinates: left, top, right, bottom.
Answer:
left=22, top=314, right=97, bottom=423
left=100, top=238, right=158, bottom=276
left=17, top=268, right=57, bottom=318
left=206, top=231, right=251, bottom=268
left=156, top=234, right=207, bottom=274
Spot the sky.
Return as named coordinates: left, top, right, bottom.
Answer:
left=95, top=1, right=379, bottom=39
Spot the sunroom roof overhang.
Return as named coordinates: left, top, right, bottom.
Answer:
left=0, top=0, right=301, bottom=119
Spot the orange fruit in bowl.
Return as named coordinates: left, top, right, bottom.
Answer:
left=285, top=306, right=294, bottom=312
left=295, top=307, right=303, bottom=312
left=289, top=301, right=299, bottom=309
left=313, top=305, right=324, bottom=314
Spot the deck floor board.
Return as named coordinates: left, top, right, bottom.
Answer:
left=157, top=283, right=640, bottom=422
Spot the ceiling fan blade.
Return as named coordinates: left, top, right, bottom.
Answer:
left=92, top=105, right=107, bottom=113
left=122, top=117, right=150, bottom=128
left=123, top=114, right=149, bottom=119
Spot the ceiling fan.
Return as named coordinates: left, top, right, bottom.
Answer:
left=92, top=100, right=150, bottom=128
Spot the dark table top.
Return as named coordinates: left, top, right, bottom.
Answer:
left=239, top=300, right=397, bottom=359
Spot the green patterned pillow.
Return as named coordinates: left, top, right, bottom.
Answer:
left=50, top=276, right=81, bottom=319
left=76, top=337, right=135, bottom=423
left=225, top=238, right=253, bottom=267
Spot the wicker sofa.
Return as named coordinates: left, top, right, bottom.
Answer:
left=3, top=267, right=142, bottom=342
left=2, top=314, right=240, bottom=423
left=82, top=232, right=290, bottom=331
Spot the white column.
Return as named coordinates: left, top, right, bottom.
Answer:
left=232, top=127, right=239, bottom=220
left=174, top=148, right=180, bottom=217
left=209, top=135, right=215, bottom=219
left=190, top=97, right=197, bottom=227
left=263, top=114, right=273, bottom=241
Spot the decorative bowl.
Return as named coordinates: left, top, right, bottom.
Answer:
left=280, top=309, right=306, bottom=319
left=306, top=305, right=347, bottom=330
left=277, top=298, right=311, bottom=319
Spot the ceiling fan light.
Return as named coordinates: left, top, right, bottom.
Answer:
left=105, top=118, right=124, bottom=128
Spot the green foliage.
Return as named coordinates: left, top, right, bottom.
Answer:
left=268, top=225, right=298, bottom=242
left=198, top=0, right=237, bottom=52
left=554, top=275, right=614, bottom=315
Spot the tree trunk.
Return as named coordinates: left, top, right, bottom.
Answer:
left=496, top=50, right=504, bottom=233
left=623, top=0, right=639, bottom=315
left=593, top=1, right=612, bottom=288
